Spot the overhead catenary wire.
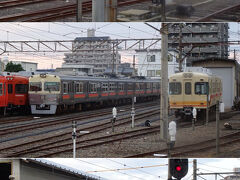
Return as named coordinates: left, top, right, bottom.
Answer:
left=74, top=159, right=146, bottom=180
left=105, top=158, right=164, bottom=179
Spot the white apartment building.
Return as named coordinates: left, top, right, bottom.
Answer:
left=63, top=29, right=121, bottom=75
left=136, top=49, right=186, bottom=78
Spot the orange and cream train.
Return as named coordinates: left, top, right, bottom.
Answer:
left=169, top=72, right=222, bottom=119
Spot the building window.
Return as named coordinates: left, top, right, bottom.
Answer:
left=102, top=83, right=109, bottom=92
left=156, top=70, right=161, bottom=77
left=147, top=70, right=156, bottom=77
left=147, top=55, right=156, bottom=62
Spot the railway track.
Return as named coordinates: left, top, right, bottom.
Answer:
left=0, top=0, right=149, bottom=22
left=0, top=0, right=56, bottom=9
left=166, top=0, right=240, bottom=22
left=126, top=111, right=240, bottom=158
left=196, top=3, right=240, bottom=22
left=0, top=106, right=160, bottom=157
left=127, top=131, right=240, bottom=158
left=0, top=101, right=159, bottom=136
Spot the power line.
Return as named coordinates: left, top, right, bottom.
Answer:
left=74, top=159, right=146, bottom=180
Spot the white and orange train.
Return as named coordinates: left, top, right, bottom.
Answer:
left=169, top=72, right=222, bottom=119
left=29, top=74, right=160, bottom=114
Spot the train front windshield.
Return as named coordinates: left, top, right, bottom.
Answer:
left=44, top=82, right=60, bottom=92
left=169, top=82, right=182, bottom=95
left=30, top=82, right=42, bottom=92
left=195, top=82, right=209, bottom=95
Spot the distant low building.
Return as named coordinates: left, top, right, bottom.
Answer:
left=104, top=63, right=135, bottom=77
left=136, top=49, right=186, bottom=78
left=2, top=58, right=38, bottom=72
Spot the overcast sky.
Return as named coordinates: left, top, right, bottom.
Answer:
left=47, top=158, right=240, bottom=180
left=0, top=22, right=239, bottom=69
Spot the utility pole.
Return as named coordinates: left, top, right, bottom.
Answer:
left=115, top=40, right=119, bottom=74
left=234, top=49, right=236, bottom=60
left=76, top=0, right=83, bottom=22
left=106, top=0, right=118, bottom=22
left=193, top=159, right=197, bottom=180
left=112, top=42, right=115, bottom=74
left=178, top=24, right=183, bottom=72
left=160, top=23, right=169, bottom=142
left=216, top=101, right=220, bottom=155
left=133, top=55, right=136, bottom=76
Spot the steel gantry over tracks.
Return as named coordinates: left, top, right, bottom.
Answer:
left=0, top=38, right=162, bottom=55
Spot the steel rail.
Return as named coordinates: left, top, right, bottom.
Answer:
left=196, top=3, right=240, bottom=22
left=0, top=0, right=150, bottom=22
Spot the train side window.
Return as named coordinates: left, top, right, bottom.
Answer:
left=89, top=83, right=97, bottom=93
left=75, top=82, right=83, bottom=93
left=8, top=84, right=13, bottom=94
left=63, top=83, right=68, bottom=94
left=146, top=83, right=151, bottom=90
left=128, top=83, right=133, bottom=91
left=153, top=83, right=158, bottom=90
left=136, top=83, right=140, bottom=90
left=195, top=82, right=209, bottom=95
left=185, top=82, right=191, bottom=95
left=169, top=82, right=182, bottom=95
left=0, top=83, right=2, bottom=95
left=15, top=84, right=28, bottom=94
left=119, top=83, right=124, bottom=91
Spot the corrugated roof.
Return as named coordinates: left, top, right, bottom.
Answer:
left=26, top=159, right=107, bottom=180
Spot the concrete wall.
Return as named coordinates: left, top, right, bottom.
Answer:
left=193, top=60, right=238, bottom=108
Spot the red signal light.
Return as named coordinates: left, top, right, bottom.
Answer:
left=176, top=166, right=182, bottom=171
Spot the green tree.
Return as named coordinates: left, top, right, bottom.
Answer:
left=4, top=61, right=24, bottom=72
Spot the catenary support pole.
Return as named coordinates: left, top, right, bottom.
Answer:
left=168, top=158, right=172, bottom=180
left=160, top=23, right=169, bottom=142
left=76, top=0, right=83, bottom=22
left=216, top=101, right=220, bottom=155
left=161, top=0, right=166, bottom=21
left=193, top=159, right=197, bottom=180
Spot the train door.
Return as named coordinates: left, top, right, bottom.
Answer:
left=0, top=81, right=8, bottom=111
left=183, top=80, right=193, bottom=106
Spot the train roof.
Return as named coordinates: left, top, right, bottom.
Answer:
left=0, top=75, right=7, bottom=81
left=6, top=75, right=29, bottom=81
left=30, top=74, right=160, bottom=83
left=169, top=72, right=216, bottom=79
